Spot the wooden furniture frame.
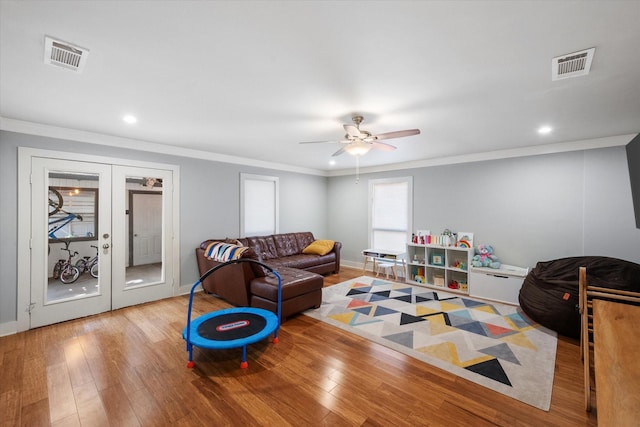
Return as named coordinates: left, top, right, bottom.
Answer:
left=579, top=266, right=640, bottom=420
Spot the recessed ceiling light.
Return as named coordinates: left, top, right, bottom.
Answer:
left=329, top=160, right=336, bottom=166
left=123, top=115, right=137, bottom=124
left=538, top=125, right=552, bottom=135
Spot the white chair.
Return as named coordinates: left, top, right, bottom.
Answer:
left=376, top=261, right=396, bottom=279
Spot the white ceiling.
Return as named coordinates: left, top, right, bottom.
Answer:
left=1, top=1, right=639, bottom=174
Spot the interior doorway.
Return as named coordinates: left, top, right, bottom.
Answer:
left=130, top=191, right=163, bottom=267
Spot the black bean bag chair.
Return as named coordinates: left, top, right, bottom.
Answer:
left=518, top=256, right=640, bottom=339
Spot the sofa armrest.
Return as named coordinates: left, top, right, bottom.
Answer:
left=332, top=241, right=342, bottom=273
left=195, top=240, right=259, bottom=307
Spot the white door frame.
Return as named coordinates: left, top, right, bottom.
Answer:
left=17, top=147, right=180, bottom=332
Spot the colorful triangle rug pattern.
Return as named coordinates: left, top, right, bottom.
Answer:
left=304, top=277, right=557, bottom=411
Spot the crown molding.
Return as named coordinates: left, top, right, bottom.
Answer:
left=327, top=133, right=638, bottom=176
left=2, top=117, right=635, bottom=178
left=0, top=117, right=328, bottom=177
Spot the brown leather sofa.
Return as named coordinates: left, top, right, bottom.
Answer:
left=239, top=232, right=341, bottom=275
left=195, top=232, right=341, bottom=320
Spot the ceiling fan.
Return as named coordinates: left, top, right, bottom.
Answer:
left=300, top=115, right=420, bottom=157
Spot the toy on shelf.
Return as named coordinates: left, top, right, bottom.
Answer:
left=456, top=232, right=474, bottom=248
left=457, top=240, right=471, bottom=248
left=413, top=229, right=430, bottom=244
left=453, top=260, right=467, bottom=271
left=443, top=229, right=455, bottom=244
left=433, top=275, right=445, bottom=287
left=471, top=244, right=501, bottom=269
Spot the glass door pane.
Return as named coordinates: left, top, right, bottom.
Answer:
left=126, top=177, right=163, bottom=287
left=111, top=166, right=174, bottom=310
left=47, top=175, right=100, bottom=302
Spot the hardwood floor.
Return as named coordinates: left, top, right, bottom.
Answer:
left=1, top=267, right=597, bottom=426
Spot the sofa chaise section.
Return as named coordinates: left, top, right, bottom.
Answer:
left=195, top=232, right=339, bottom=319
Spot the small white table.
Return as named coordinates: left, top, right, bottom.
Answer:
left=362, top=249, right=406, bottom=280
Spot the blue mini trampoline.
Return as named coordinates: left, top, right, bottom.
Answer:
left=182, top=259, right=282, bottom=369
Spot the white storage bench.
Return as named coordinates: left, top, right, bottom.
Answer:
left=469, top=264, right=529, bottom=305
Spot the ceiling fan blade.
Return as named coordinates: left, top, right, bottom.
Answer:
left=344, top=124, right=362, bottom=138
left=331, top=146, right=347, bottom=157
left=372, top=141, right=397, bottom=151
left=374, top=129, right=421, bottom=141
left=299, top=140, right=341, bottom=144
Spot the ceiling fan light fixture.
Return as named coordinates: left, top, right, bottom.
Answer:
left=123, top=114, right=137, bottom=124
left=344, top=143, right=372, bottom=156
left=538, top=125, right=552, bottom=135
left=299, top=115, right=419, bottom=159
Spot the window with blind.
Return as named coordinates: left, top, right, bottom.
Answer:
left=368, top=177, right=413, bottom=251
left=240, top=173, right=279, bottom=237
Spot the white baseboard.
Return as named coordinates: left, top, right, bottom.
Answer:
left=340, top=260, right=366, bottom=270
left=340, top=260, right=406, bottom=279
left=0, top=320, right=18, bottom=337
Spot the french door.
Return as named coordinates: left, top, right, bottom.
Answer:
left=31, top=158, right=112, bottom=327
left=24, top=153, right=178, bottom=329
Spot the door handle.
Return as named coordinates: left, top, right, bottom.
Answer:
left=103, top=243, right=110, bottom=249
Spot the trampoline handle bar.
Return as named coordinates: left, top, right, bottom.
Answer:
left=197, top=258, right=280, bottom=283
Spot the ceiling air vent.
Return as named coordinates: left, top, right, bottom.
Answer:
left=44, top=36, right=89, bottom=73
left=552, top=47, right=595, bottom=81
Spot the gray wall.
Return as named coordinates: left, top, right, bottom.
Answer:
left=0, top=131, right=328, bottom=325
left=329, top=146, right=640, bottom=269
left=584, top=146, right=640, bottom=260
left=2, top=129, right=639, bottom=330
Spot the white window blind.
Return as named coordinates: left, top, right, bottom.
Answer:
left=369, top=177, right=412, bottom=251
left=240, top=174, right=279, bottom=237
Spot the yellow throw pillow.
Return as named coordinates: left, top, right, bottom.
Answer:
left=302, top=239, right=335, bottom=256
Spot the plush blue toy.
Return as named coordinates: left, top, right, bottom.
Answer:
left=472, top=244, right=501, bottom=269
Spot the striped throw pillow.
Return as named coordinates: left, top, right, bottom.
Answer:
left=204, top=242, right=249, bottom=262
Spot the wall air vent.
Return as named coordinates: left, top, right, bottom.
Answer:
left=552, top=47, right=595, bottom=81
left=44, top=36, right=89, bottom=73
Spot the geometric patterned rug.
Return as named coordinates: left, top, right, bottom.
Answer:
left=304, top=277, right=557, bottom=410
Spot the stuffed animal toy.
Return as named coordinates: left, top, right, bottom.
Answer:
left=472, top=244, right=501, bottom=269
